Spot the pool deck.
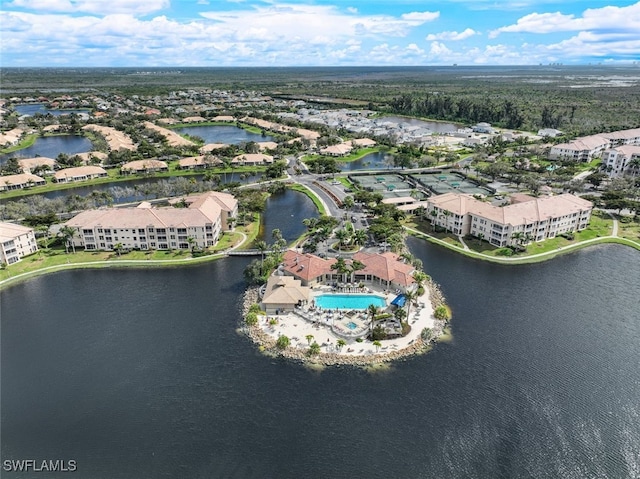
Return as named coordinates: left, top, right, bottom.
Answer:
left=257, top=287, right=436, bottom=357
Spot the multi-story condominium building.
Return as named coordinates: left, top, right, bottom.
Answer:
left=0, top=222, right=38, bottom=265
left=549, top=135, right=610, bottom=162
left=549, top=128, right=640, bottom=162
left=426, top=192, right=593, bottom=247
left=602, top=145, right=640, bottom=177
left=64, top=191, right=237, bottom=252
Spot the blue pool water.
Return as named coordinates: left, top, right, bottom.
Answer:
left=346, top=321, right=358, bottom=330
left=315, top=294, right=386, bottom=310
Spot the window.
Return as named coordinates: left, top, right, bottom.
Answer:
left=86, top=244, right=96, bottom=250
left=179, top=243, right=189, bottom=249
left=99, top=235, right=104, bottom=240
left=97, top=228, right=103, bottom=233
left=83, top=229, right=93, bottom=235
left=138, top=229, right=145, bottom=234
left=104, top=229, right=111, bottom=234
left=177, top=228, right=187, bottom=234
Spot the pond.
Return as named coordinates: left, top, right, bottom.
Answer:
left=13, top=104, right=91, bottom=117
left=339, top=151, right=400, bottom=172
left=175, top=125, right=275, bottom=144
left=381, top=116, right=462, bottom=133
left=0, top=135, right=93, bottom=164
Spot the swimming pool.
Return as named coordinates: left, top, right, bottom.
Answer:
left=315, top=294, right=386, bottom=310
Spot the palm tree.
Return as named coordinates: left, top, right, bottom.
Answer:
left=373, top=340, right=382, bottom=352
left=58, top=226, right=76, bottom=254
left=352, top=229, right=367, bottom=248
left=403, top=290, right=417, bottom=320
left=113, top=243, right=124, bottom=257
left=330, top=257, right=350, bottom=283
left=308, top=341, right=321, bottom=356
left=187, top=236, right=196, bottom=252
left=336, top=339, right=347, bottom=351
left=334, top=228, right=351, bottom=250
left=349, top=259, right=366, bottom=284
left=305, top=334, right=314, bottom=345
left=302, top=217, right=319, bottom=232
left=367, top=304, right=381, bottom=333
left=255, top=240, right=268, bottom=274
left=510, top=231, right=525, bottom=250
left=276, top=335, right=290, bottom=350
left=429, top=209, right=438, bottom=231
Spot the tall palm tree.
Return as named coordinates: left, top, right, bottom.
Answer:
left=352, top=229, right=367, bottom=247
left=58, top=226, right=76, bottom=254
left=349, top=259, right=366, bottom=284
left=113, top=243, right=124, bottom=257
left=255, top=240, right=268, bottom=274
left=305, top=334, right=314, bottom=345
left=334, top=228, right=351, bottom=250
left=331, top=257, right=350, bottom=283
left=403, top=289, right=417, bottom=320
left=367, top=304, right=381, bottom=333
left=336, top=339, right=347, bottom=351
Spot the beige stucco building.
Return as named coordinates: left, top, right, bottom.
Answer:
left=426, top=192, right=593, bottom=247
left=64, top=191, right=237, bottom=252
left=0, top=222, right=38, bottom=265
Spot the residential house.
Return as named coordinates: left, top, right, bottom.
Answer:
left=178, top=155, right=222, bottom=170
left=121, top=159, right=168, bottom=174
left=53, top=166, right=108, bottom=183
left=0, top=173, right=46, bottom=191
left=549, top=135, right=610, bottom=162
left=261, top=275, right=311, bottom=314
left=232, top=153, right=274, bottom=165
left=18, top=157, right=57, bottom=174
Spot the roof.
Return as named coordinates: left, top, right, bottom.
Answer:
left=53, top=166, right=107, bottom=179
left=428, top=192, right=593, bottom=225
left=65, top=191, right=235, bottom=230
left=352, top=138, right=377, bottom=147
left=0, top=173, right=46, bottom=187
left=121, top=159, right=168, bottom=171
left=320, top=143, right=352, bottom=155
left=261, top=275, right=311, bottom=305
left=18, top=157, right=57, bottom=171
left=178, top=155, right=221, bottom=167
left=282, top=250, right=336, bottom=282
left=232, top=153, right=273, bottom=164
left=0, top=222, right=34, bottom=242
left=200, top=143, right=228, bottom=153
left=352, top=251, right=416, bottom=286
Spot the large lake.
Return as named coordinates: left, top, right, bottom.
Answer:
left=1, top=194, right=639, bottom=478
left=175, top=125, right=275, bottom=144
left=0, top=135, right=93, bottom=164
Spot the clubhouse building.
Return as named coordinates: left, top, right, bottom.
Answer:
left=64, top=191, right=237, bottom=252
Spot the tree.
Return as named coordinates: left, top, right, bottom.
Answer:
left=434, top=305, right=450, bottom=321
left=349, top=259, right=366, bottom=283
left=245, top=312, right=259, bottom=326
left=403, top=290, right=417, bottom=320
left=334, top=228, right=351, bottom=250
left=276, top=335, right=290, bottom=350
left=330, top=257, right=350, bottom=283
left=336, top=338, right=347, bottom=351
left=352, top=229, right=367, bottom=247
left=255, top=240, right=268, bottom=274
left=308, top=341, right=321, bottom=356
left=58, top=226, right=76, bottom=254
left=373, top=340, right=382, bottom=352
left=367, top=304, right=381, bottom=332
left=342, top=195, right=354, bottom=212
left=187, top=236, right=196, bottom=252
left=113, top=242, right=124, bottom=257
left=305, top=334, right=314, bottom=345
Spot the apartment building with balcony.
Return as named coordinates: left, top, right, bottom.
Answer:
left=0, top=222, right=38, bottom=265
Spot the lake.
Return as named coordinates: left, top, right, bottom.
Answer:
left=1, top=197, right=639, bottom=478
left=339, top=151, right=400, bottom=172
left=0, top=135, right=93, bottom=164
left=175, top=125, right=275, bottom=144
left=13, top=104, right=90, bottom=117
left=381, top=116, right=462, bottom=133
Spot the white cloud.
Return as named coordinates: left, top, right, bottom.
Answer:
left=7, top=0, right=168, bottom=15
left=400, top=11, right=440, bottom=22
left=426, top=28, right=477, bottom=41
left=490, top=2, right=640, bottom=37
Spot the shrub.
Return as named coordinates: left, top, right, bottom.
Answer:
left=248, top=303, right=261, bottom=314
left=276, top=335, right=290, bottom=350
left=434, top=305, right=451, bottom=321
left=245, top=312, right=258, bottom=326
left=496, top=247, right=514, bottom=256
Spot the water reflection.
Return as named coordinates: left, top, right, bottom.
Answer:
left=175, top=125, right=275, bottom=144
left=0, top=135, right=93, bottom=164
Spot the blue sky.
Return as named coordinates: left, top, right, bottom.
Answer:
left=1, top=0, right=639, bottom=66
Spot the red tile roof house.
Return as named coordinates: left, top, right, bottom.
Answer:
left=281, top=250, right=415, bottom=292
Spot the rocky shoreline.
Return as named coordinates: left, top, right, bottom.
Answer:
left=240, top=280, right=450, bottom=367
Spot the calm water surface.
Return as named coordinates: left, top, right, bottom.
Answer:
left=339, top=151, right=400, bottom=172
left=1, top=224, right=639, bottom=477
left=175, top=125, right=274, bottom=144
left=0, top=135, right=93, bottom=164
left=13, top=104, right=90, bottom=117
